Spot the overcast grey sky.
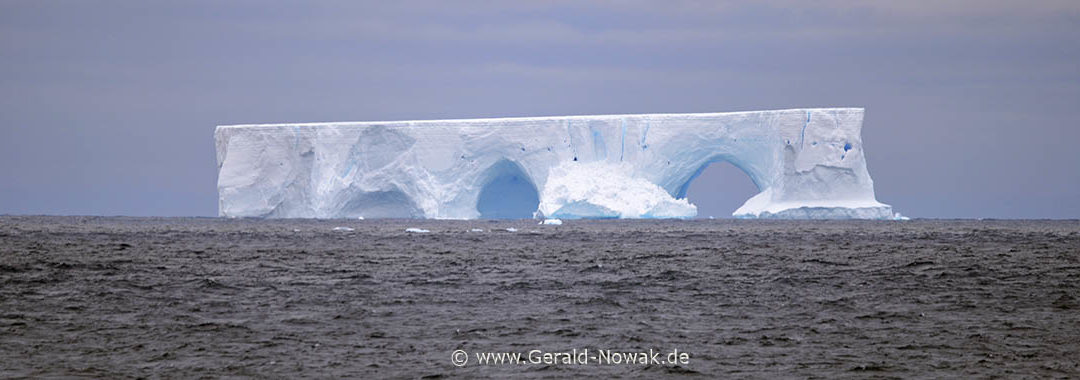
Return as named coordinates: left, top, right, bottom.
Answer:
left=1, top=1, right=1077, bottom=218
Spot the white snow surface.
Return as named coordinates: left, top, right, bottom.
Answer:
left=215, top=108, right=893, bottom=219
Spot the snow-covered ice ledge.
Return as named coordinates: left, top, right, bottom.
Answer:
left=215, top=108, right=895, bottom=219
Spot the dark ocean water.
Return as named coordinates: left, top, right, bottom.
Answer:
left=1, top=216, right=1078, bottom=378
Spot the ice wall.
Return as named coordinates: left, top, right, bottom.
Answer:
left=215, top=108, right=894, bottom=219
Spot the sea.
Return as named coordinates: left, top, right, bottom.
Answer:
left=1, top=216, right=1078, bottom=378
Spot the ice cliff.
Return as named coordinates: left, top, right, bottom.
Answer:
left=215, top=108, right=895, bottom=219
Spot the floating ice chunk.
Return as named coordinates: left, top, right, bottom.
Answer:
left=357, top=216, right=364, bottom=220
left=470, top=228, right=484, bottom=232
left=331, top=226, right=354, bottom=232
left=405, top=228, right=430, bottom=233
left=540, top=218, right=563, bottom=225
left=505, top=228, right=518, bottom=232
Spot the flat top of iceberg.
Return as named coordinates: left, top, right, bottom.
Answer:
left=217, top=107, right=865, bottom=129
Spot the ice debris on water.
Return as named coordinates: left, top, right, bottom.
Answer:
left=405, top=228, right=430, bottom=233
left=505, top=228, right=518, bottom=232
left=332, top=226, right=354, bottom=232
left=469, top=228, right=484, bottom=232
left=540, top=162, right=695, bottom=219
left=540, top=218, right=563, bottom=225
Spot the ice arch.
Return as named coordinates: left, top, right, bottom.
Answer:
left=476, top=160, right=540, bottom=219
left=673, top=155, right=763, bottom=200
left=340, top=188, right=424, bottom=219
left=216, top=108, right=895, bottom=219
left=680, top=159, right=761, bottom=218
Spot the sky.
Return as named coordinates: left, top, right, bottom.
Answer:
left=1, top=1, right=1078, bottom=218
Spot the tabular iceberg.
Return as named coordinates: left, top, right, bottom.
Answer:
left=215, top=108, right=895, bottom=219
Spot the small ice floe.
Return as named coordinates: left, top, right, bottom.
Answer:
left=708, top=216, right=715, bottom=220
left=405, top=228, right=430, bottom=233
left=893, top=213, right=911, bottom=221
left=357, top=216, right=365, bottom=220
left=539, top=218, right=563, bottom=225
left=293, top=229, right=301, bottom=232
left=505, top=227, right=518, bottom=232
left=469, top=228, right=484, bottom=232
left=332, top=226, right=355, bottom=232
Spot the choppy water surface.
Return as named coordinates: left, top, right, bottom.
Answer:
left=1, top=216, right=1078, bottom=378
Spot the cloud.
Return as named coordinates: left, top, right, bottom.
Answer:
left=0, top=0, right=1077, bottom=217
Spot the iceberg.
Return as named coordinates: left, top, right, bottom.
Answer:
left=215, top=108, right=894, bottom=219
